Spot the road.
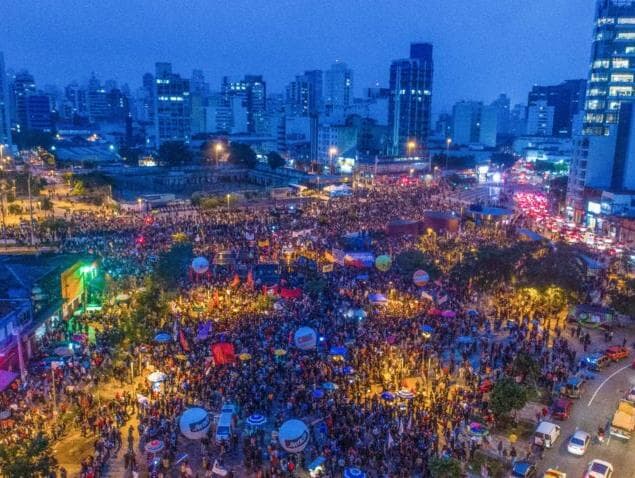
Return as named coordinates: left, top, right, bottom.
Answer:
left=538, top=358, right=635, bottom=477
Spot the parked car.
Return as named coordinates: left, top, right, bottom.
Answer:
left=567, top=430, right=591, bottom=456
left=583, top=352, right=610, bottom=372
left=511, top=461, right=537, bottom=478
left=605, top=345, right=629, bottom=362
left=584, top=459, right=613, bottom=478
left=563, top=376, right=585, bottom=399
left=534, top=421, right=561, bottom=448
left=552, top=398, right=573, bottom=420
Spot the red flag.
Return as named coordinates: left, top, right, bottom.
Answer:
left=230, top=274, right=240, bottom=288
left=179, top=329, right=190, bottom=353
left=211, top=342, right=235, bottom=365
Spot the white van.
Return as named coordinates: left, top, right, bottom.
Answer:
left=215, top=412, right=234, bottom=444
left=534, top=421, right=561, bottom=448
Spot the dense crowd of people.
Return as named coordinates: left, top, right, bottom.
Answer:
left=0, top=178, right=627, bottom=477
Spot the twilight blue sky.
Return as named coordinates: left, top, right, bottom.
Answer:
left=0, top=0, right=595, bottom=114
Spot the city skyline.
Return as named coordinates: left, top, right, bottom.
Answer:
left=1, top=0, right=595, bottom=113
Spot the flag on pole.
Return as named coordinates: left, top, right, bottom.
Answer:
left=179, top=329, right=190, bottom=353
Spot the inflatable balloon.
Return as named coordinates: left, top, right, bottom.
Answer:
left=179, top=407, right=211, bottom=440
left=412, top=270, right=430, bottom=287
left=375, top=255, right=392, bottom=272
left=279, top=419, right=309, bottom=453
left=191, top=256, right=210, bottom=274
left=294, top=326, right=317, bottom=350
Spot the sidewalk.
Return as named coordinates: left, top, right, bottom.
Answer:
left=53, top=376, right=147, bottom=478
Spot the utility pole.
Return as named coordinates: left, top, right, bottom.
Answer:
left=27, top=172, right=35, bottom=247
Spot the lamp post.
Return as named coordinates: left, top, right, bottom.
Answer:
left=328, top=146, right=338, bottom=175
left=214, top=143, right=224, bottom=167
left=445, top=138, right=452, bottom=170
left=407, top=140, right=416, bottom=158
left=226, top=193, right=231, bottom=211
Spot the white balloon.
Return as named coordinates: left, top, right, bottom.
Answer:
left=279, top=419, right=309, bottom=453
left=179, top=407, right=211, bottom=440
left=294, top=327, right=317, bottom=350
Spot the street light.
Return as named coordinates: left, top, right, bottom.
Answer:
left=407, top=140, right=417, bottom=158
left=226, top=193, right=231, bottom=211
left=445, top=137, right=452, bottom=170
left=328, top=146, right=338, bottom=175
left=214, top=143, right=224, bottom=167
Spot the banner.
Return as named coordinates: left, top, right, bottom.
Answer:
left=331, top=248, right=346, bottom=266
left=211, top=342, right=235, bottom=365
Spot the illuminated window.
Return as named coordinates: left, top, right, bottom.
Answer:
left=606, top=113, right=618, bottom=123
left=626, top=47, right=635, bottom=54
left=590, top=73, right=609, bottom=82
left=616, top=32, right=635, bottom=40
left=588, top=88, right=607, bottom=96
left=585, top=113, right=604, bottom=123
left=609, top=86, right=633, bottom=96
left=593, top=59, right=611, bottom=68
left=612, top=58, right=630, bottom=68
left=609, top=101, right=621, bottom=110
left=586, top=100, right=603, bottom=110
left=598, top=17, right=615, bottom=26
left=611, top=73, right=634, bottom=82
left=618, top=17, right=635, bottom=24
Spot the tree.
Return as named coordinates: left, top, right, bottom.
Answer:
left=518, top=245, right=586, bottom=302
left=40, top=196, right=53, bottom=211
left=608, top=278, right=635, bottom=317
left=490, top=378, right=528, bottom=421
left=159, top=141, right=193, bottom=166
left=511, top=351, right=541, bottom=384
left=394, top=249, right=439, bottom=280
left=71, top=179, right=85, bottom=196
left=228, top=143, right=258, bottom=168
left=154, top=242, right=193, bottom=291
left=267, top=151, right=286, bottom=169
left=428, top=456, right=462, bottom=478
left=7, top=204, right=22, bottom=215
left=0, top=433, right=57, bottom=477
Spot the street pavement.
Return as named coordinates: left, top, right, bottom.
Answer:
left=538, top=351, right=635, bottom=477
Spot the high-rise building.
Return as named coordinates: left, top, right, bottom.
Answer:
left=491, top=94, right=511, bottom=135
left=324, top=62, right=352, bottom=112
left=479, top=105, right=498, bottom=147
left=0, top=53, right=11, bottom=146
left=388, top=43, right=434, bottom=155
left=154, top=62, right=191, bottom=147
left=10, top=70, right=36, bottom=132
left=286, top=71, right=323, bottom=118
left=526, top=100, right=555, bottom=136
left=567, top=0, right=635, bottom=219
left=243, top=75, right=267, bottom=134
left=25, top=94, right=52, bottom=131
left=219, top=75, right=267, bottom=134
left=527, top=80, right=586, bottom=137
left=452, top=101, right=482, bottom=145
left=87, top=73, right=109, bottom=122
left=510, top=104, right=528, bottom=136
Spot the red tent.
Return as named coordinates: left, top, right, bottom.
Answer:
left=211, top=342, right=235, bottom=365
